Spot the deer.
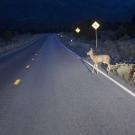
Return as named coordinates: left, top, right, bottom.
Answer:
left=87, top=48, right=111, bottom=74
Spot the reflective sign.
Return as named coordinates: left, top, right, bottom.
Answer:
left=92, top=21, right=100, bottom=30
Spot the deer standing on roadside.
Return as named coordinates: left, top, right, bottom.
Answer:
left=87, top=48, right=111, bottom=74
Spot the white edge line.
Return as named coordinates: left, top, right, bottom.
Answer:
left=60, top=39, right=135, bottom=98
left=83, top=59, right=135, bottom=98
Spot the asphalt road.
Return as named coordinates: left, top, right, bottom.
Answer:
left=0, top=35, right=135, bottom=135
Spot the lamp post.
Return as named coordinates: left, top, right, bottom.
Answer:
left=92, top=21, right=100, bottom=49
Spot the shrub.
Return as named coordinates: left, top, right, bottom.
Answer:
left=1, top=31, right=15, bottom=42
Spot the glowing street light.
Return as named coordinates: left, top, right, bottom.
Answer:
left=75, top=27, right=81, bottom=33
left=92, top=21, right=100, bottom=49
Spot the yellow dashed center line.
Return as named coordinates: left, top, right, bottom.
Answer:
left=14, top=79, right=21, bottom=86
left=32, top=58, right=35, bottom=61
left=13, top=53, right=37, bottom=86
left=26, top=65, right=30, bottom=69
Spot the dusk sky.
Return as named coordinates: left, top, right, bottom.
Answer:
left=0, top=0, right=135, bottom=26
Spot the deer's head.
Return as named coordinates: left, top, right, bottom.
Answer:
left=87, top=48, right=93, bottom=56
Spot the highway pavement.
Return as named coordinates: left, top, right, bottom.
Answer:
left=0, top=34, right=135, bottom=135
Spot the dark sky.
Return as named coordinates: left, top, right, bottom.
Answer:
left=0, top=0, right=135, bottom=26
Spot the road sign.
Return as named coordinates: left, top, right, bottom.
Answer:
left=75, top=27, right=80, bottom=33
left=92, top=21, right=100, bottom=30
left=91, top=21, right=100, bottom=48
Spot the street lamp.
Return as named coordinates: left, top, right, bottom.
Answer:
left=75, top=27, right=81, bottom=34
left=92, top=21, right=100, bottom=49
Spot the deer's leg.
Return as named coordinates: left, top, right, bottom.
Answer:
left=107, top=64, right=111, bottom=74
left=92, top=64, right=95, bottom=73
left=95, top=64, right=99, bottom=74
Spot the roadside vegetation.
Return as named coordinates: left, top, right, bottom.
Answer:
left=0, top=31, right=39, bottom=55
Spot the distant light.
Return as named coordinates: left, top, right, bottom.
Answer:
left=92, top=21, right=100, bottom=30
left=71, top=39, right=73, bottom=42
left=75, top=27, right=81, bottom=33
